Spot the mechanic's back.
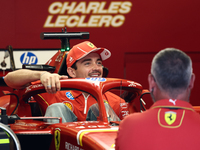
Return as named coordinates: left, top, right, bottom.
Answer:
left=116, top=48, right=200, bottom=150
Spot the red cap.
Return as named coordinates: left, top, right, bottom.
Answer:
left=66, top=41, right=111, bottom=67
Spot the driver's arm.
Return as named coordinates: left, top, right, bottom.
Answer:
left=4, top=69, right=68, bottom=93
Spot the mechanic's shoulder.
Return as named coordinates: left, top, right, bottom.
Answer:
left=122, top=110, right=150, bottom=123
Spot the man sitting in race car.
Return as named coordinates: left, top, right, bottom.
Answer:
left=115, top=48, right=199, bottom=150
left=4, top=41, right=128, bottom=122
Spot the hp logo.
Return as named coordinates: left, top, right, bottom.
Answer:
left=20, top=52, right=38, bottom=64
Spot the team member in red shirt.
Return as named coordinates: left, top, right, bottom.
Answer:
left=115, top=48, right=199, bottom=150
left=5, top=41, right=128, bottom=122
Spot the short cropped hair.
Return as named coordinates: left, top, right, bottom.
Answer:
left=151, top=48, right=192, bottom=98
left=71, top=61, right=78, bottom=70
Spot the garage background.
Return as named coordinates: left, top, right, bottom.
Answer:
left=0, top=0, right=200, bottom=106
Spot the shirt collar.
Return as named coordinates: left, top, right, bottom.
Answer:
left=70, top=90, right=90, bottom=98
left=70, top=90, right=82, bottom=98
left=150, top=99, right=194, bottom=111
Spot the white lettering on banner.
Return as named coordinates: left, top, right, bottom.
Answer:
left=44, top=1, right=132, bottom=28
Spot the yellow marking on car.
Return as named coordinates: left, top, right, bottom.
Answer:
left=0, top=138, right=9, bottom=144
left=76, top=127, right=118, bottom=146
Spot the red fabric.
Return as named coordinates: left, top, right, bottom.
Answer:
left=34, top=90, right=128, bottom=120
left=115, top=99, right=200, bottom=150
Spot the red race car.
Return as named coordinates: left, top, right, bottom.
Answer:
left=0, top=30, right=147, bottom=150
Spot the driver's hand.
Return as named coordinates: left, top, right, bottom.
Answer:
left=40, top=72, right=68, bottom=94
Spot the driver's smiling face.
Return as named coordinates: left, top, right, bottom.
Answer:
left=74, top=53, right=103, bottom=78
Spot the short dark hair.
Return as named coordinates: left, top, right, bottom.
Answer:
left=67, top=61, right=78, bottom=78
left=71, top=61, right=77, bottom=70
left=151, top=48, right=192, bottom=98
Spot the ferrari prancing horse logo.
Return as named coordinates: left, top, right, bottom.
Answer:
left=165, top=111, right=177, bottom=125
left=87, top=42, right=95, bottom=48
left=55, top=128, right=61, bottom=150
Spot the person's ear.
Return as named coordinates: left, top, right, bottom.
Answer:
left=67, top=67, right=76, bottom=78
left=148, top=74, right=156, bottom=92
left=188, top=73, right=195, bottom=90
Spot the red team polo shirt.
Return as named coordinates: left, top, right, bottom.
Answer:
left=34, top=90, right=128, bottom=120
left=115, top=99, right=200, bottom=150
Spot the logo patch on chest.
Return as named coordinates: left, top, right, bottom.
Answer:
left=66, top=92, right=74, bottom=100
left=63, top=101, right=74, bottom=111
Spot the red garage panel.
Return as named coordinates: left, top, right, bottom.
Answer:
left=124, top=52, right=200, bottom=107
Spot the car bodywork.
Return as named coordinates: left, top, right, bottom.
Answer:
left=0, top=30, right=145, bottom=150
left=0, top=77, right=143, bottom=150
